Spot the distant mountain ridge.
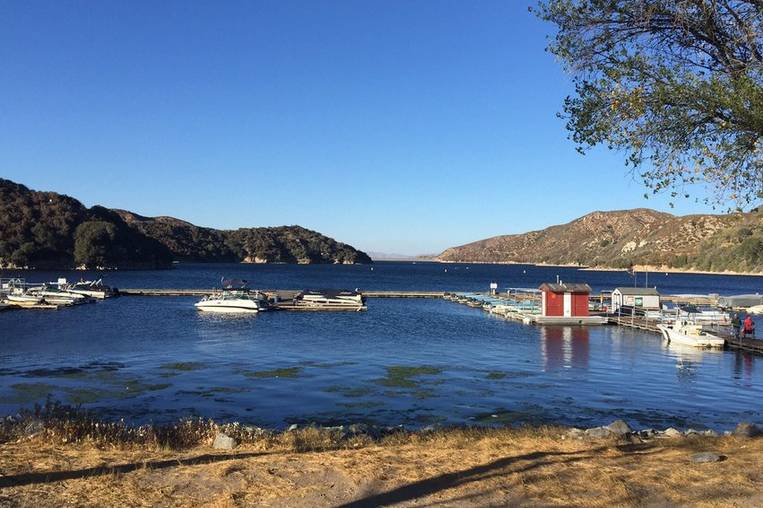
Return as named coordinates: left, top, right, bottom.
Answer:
left=115, top=210, right=371, bottom=265
left=437, top=208, right=763, bottom=273
left=0, top=179, right=371, bottom=269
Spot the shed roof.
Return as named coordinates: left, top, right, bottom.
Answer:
left=614, top=287, right=660, bottom=296
left=538, top=282, right=592, bottom=293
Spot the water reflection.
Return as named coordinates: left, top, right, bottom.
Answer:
left=540, top=326, right=589, bottom=371
left=662, top=342, right=709, bottom=382
left=734, top=352, right=755, bottom=387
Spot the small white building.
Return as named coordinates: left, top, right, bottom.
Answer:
left=611, top=287, right=661, bottom=312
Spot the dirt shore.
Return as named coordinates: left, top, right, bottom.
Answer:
left=1, top=427, right=762, bottom=507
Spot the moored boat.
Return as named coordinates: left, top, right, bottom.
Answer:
left=657, top=322, right=725, bottom=349
left=27, top=285, right=91, bottom=306
left=295, top=290, right=366, bottom=308
left=5, top=293, right=44, bottom=305
left=194, top=279, right=268, bottom=314
left=63, top=278, right=115, bottom=299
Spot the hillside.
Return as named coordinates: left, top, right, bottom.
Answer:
left=0, top=179, right=370, bottom=269
left=0, top=179, right=174, bottom=270
left=116, top=211, right=371, bottom=265
left=437, top=208, right=763, bottom=273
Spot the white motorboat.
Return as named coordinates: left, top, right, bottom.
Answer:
left=195, top=290, right=268, bottom=313
left=28, top=285, right=90, bottom=305
left=195, top=280, right=268, bottom=313
left=657, top=322, right=725, bottom=348
left=63, top=278, right=114, bottom=299
left=5, top=292, right=44, bottom=305
left=295, top=290, right=366, bottom=308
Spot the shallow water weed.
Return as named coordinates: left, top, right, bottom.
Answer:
left=300, top=361, right=356, bottom=369
left=337, top=401, right=384, bottom=409
left=242, top=367, right=302, bottom=379
left=486, top=371, right=507, bottom=380
left=65, top=382, right=171, bottom=404
left=324, top=386, right=375, bottom=397
left=160, top=362, right=205, bottom=372
left=1, top=383, right=58, bottom=404
left=177, top=387, right=247, bottom=398
left=375, top=366, right=443, bottom=388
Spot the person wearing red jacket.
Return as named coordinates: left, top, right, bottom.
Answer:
left=743, top=315, right=755, bottom=338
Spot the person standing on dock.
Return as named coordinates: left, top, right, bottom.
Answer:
left=743, top=315, right=755, bottom=338
left=732, top=313, right=742, bottom=339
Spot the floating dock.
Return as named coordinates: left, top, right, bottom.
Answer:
left=117, top=289, right=446, bottom=299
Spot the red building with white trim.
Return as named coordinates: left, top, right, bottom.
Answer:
left=538, top=282, right=591, bottom=317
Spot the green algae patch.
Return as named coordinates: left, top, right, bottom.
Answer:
left=487, top=371, right=507, bottom=380
left=64, top=382, right=171, bottom=404
left=375, top=366, right=443, bottom=388
left=65, top=387, right=115, bottom=404
left=178, top=387, right=248, bottom=398
left=1, top=383, right=57, bottom=403
left=337, top=401, right=383, bottom=409
left=160, top=362, right=205, bottom=372
left=242, top=367, right=302, bottom=379
left=324, top=385, right=375, bottom=398
left=300, top=360, right=356, bottom=369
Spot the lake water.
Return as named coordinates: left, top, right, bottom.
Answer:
left=1, top=262, right=762, bottom=430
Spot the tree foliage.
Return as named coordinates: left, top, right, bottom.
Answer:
left=74, top=221, right=117, bottom=268
left=536, top=0, right=763, bottom=206
left=0, top=179, right=173, bottom=269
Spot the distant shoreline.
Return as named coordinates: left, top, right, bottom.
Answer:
left=432, top=259, right=763, bottom=277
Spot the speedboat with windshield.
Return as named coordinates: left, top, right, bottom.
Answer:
left=194, top=279, right=269, bottom=313
left=27, top=284, right=91, bottom=305
left=657, top=321, right=725, bottom=349
left=63, top=278, right=115, bottom=299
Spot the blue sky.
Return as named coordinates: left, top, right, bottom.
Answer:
left=1, top=1, right=718, bottom=255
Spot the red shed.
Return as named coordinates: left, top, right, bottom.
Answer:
left=538, top=282, right=591, bottom=317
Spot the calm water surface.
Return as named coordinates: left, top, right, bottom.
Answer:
left=1, top=262, right=762, bottom=430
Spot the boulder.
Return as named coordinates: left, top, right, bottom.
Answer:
left=691, top=452, right=724, bottom=463
left=213, top=432, right=237, bottom=450
left=663, top=427, right=682, bottom=438
left=585, top=427, right=613, bottom=439
left=733, top=422, right=762, bottom=438
left=702, top=429, right=719, bottom=438
left=606, top=419, right=632, bottom=436
left=567, top=428, right=586, bottom=440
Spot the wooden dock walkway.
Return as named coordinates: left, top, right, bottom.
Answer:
left=117, top=289, right=446, bottom=299
left=607, top=315, right=662, bottom=333
left=714, top=333, right=763, bottom=354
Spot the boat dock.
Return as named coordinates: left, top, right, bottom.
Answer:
left=116, top=289, right=446, bottom=299
left=6, top=284, right=763, bottom=353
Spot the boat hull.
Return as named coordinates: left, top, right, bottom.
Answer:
left=658, top=324, right=725, bottom=348
left=194, top=301, right=261, bottom=313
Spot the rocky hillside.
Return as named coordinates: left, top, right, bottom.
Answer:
left=437, top=208, right=763, bottom=273
left=0, top=179, right=173, bottom=269
left=116, top=211, right=372, bottom=265
left=0, top=179, right=370, bottom=269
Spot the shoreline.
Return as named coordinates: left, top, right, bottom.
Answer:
left=434, top=259, right=763, bottom=277
left=2, top=415, right=761, bottom=507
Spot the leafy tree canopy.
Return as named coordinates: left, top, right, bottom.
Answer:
left=535, top=0, right=763, bottom=207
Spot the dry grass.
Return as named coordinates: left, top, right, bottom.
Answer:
left=1, top=422, right=762, bottom=507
